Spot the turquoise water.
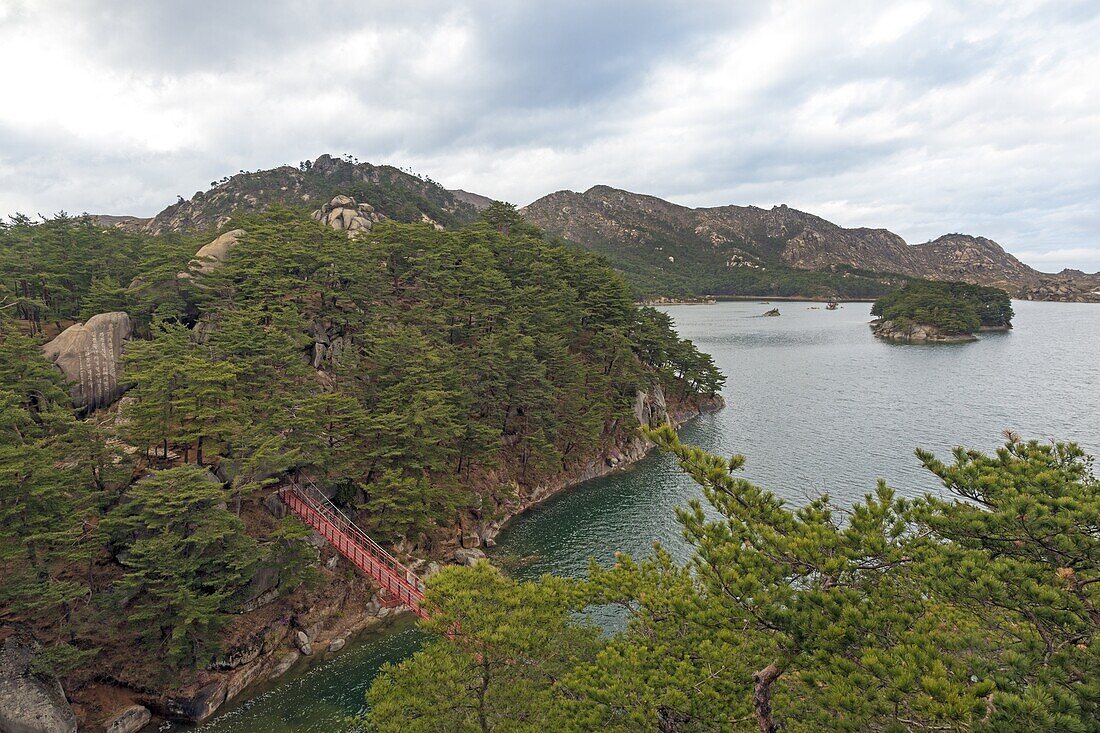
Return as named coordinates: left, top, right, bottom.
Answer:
left=188, top=299, right=1100, bottom=731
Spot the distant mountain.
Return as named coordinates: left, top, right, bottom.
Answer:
left=448, top=189, right=494, bottom=211
left=522, top=185, right=1100, bottom=301
left=134, top=154, right=481, bottom=235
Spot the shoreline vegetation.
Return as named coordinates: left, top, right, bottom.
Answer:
left=870, top=280, right=1014, bottom=343
left=361, top=432, right=1100, bottom=733
left=0, top=202, right=727, bottom=730
left=184, top=393, right=724, bottom=730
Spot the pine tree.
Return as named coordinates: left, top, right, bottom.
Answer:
left=100, top=466, right=259, bottom=668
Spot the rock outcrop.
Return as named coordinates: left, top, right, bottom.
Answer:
left=104, top=704, right=151, bottom=733
left=41, top=312, right=132, bottom=411
left=183, top=229, right=245, bottom=277
left=311, top=195, right=379, bottom=237
left=870, top=320, right=978, bottom=343
left=142, top=154, right=479, bottom=235
left=0, top=632, right=77, bottom=733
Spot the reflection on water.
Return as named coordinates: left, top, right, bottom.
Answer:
left=190, top=300, right=1100, bottom=731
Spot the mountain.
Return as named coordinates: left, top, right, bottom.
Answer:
left=448, top=188, right=494, bottom=210
left=139, top=154, right=481, bottom=234
left=522, top=185, right=1099, bottom=301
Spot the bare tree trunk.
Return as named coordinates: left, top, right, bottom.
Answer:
left=753, top=663, right=781, bottom=733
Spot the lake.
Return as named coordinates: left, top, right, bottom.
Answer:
left=187, top=299, right=1100, bottom=732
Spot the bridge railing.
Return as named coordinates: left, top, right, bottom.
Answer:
left=278, top=477, right=427, bottom=612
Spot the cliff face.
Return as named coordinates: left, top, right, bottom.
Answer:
left=523, top=186, right=1099, bottom=301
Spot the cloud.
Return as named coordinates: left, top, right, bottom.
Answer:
left=0, top=0, right=1098, bottom=273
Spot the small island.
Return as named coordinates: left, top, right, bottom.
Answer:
left=870, top=280, right=1013, bottom=342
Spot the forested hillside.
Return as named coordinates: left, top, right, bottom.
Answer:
left=0, top=203, right=722, bottom=727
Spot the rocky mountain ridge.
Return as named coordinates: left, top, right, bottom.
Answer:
left=522, top=185, right=1100, bottom=301
left=90, top=160, right=1098, bottom=301
left=96, top=154, right=479, bottom=236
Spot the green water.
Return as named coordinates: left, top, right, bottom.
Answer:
left=187, top=300, right=1100, bottom=732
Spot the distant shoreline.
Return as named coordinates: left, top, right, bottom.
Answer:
left=644, top=295, right=877, bottom=304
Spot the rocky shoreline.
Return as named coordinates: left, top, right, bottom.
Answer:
left=60, top=385, right=723, bottom=732
left=870, top=319, right=1011, bottom=343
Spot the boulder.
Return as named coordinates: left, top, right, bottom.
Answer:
left=269, top=652, right=299, bottom=679
left=262, top=492, right=287, bottom=519
left=295, top=631, right=313, bottom=656
left=105, top=704, right=151, bottom=733
left=41, top=312, right=132, bottom=411
left=328, top=638, right=346, bottom=653
left=453, top=547, right=486, bottom=566
left=633, top=384, right=669, bottom=430
left=183, top=229, right=245, bottom=276
left=311, top=195, right=378, bottom=238
left=0, top=633, right=77, bottom=733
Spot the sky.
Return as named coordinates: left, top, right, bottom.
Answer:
left=1, top=1, right=1098, bottom=273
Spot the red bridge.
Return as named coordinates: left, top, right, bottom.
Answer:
left=279, top=479, right=429, bottom=619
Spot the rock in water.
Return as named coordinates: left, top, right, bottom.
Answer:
left=41, top=312, right=132, bottom=411
left=0, top=632, right=78, bottom=733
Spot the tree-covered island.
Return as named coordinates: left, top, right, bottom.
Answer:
left=870, top=280, right=1014, bottom=342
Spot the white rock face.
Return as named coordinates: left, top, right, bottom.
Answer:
left=41, top=312, right=132, bottom=411
left=312, top=195, right=380, bottom=237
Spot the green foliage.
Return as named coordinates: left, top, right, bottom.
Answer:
left=128, top=206, right=723, bottom=542
left=0, top=213, right=196, bottom=332
left=0, top=327, right=91, bottom=617
left=914, top=439, right=1100, bottom=731
left=1, top=202, right=722, bottom=689
left=366, top=563, right=598, bottom=733
left=871, top=279, right=1014, bottom=334
left=100, top=466, right=260, bottom=669
left=368, top=433, right=1099, bottom=733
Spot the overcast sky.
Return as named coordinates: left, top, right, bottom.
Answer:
left=1, top=1, right=1098, bottom=272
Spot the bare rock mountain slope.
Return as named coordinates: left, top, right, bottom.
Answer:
left=522, top=185, right=1098, bottom=300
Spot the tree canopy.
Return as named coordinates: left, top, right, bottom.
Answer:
left=0, top=203, right=723, bottom=694
left=367, top=431, right=1099, bottom=733
left=871, top=280, right=1014, bottom=334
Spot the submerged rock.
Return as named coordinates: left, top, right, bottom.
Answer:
left=41, top=311, right=132, bottom=411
